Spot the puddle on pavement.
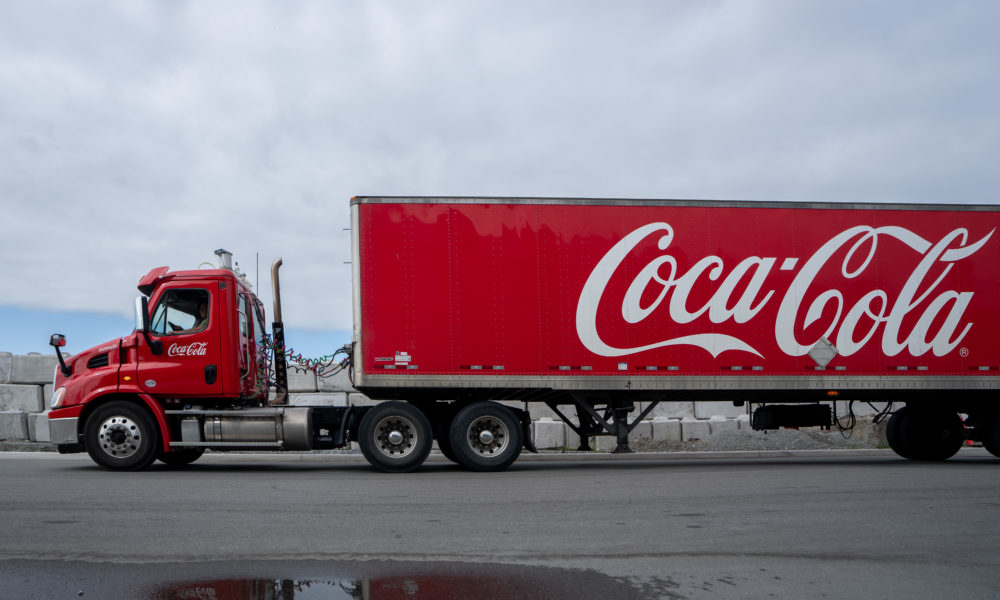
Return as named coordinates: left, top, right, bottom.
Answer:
left=2, top=558, right=663, bottom=599
left=137, top=561, right=649, bottom=600
left=151, top=575, right=539, bottom=599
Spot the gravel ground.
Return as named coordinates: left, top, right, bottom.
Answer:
left=631, top=424, right=887, bottom=452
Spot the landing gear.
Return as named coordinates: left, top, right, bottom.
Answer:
left=886, top=406, right=965, bottom=461
left=448, top=402, right=523, bottom=472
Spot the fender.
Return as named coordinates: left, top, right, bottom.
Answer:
left=134, top=392, right=173, bottom=453
left=73, top=392, right=174, bottom=454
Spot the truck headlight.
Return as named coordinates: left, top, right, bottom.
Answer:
left=51, top=387, right=66, bottom=409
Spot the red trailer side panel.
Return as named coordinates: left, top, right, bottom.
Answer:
left=354, top=199, right=1000, bottom=385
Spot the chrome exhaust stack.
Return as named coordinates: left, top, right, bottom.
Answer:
left=270, top=258, right=288, bottom=406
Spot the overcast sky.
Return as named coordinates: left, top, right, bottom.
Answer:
left=1, top=1, right=998, bottom=357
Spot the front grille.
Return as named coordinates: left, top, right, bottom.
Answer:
left=87, top=353, right=110, bottom=369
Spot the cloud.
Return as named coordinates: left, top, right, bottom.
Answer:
left=1, top=1, right=998, bottom=333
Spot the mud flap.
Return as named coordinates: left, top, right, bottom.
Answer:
left=515, top=408, right=538, bottom=453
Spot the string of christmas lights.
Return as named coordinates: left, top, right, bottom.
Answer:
left=254, top=334, right=352, bottom=394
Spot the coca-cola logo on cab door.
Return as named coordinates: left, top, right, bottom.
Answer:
left=167, top=342, right=209, bottom=357
left=576, top=222, right=994, bottom=359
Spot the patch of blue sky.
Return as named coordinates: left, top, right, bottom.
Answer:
left=0, top=306, right=350, bottom=362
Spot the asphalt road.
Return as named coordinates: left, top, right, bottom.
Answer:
left=1, top=449, right=998, bottom=599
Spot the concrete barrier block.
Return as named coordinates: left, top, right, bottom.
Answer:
left=646, top=401, right=695, bottom=420
left=595, top=435, right=617, bottom=451
left=28, top=412, right=51, bottom=442
left=681, top=418, right=711, bottom=441
left=289, top=393, right=348, bottom=407
left=0, top=352, right=12, bottom=383
left=710, top=417, right=740, bottom=435
left=532, top=419, right=566, bottom=449
left=736, top=414, right=752, bottom=430
left=285, top=368, right=318, bottom=393
left=346, top=393, right=378, bottom=407
left=0, top=411, right=29, bottom=441
left=525, top=402, right=561, bottom=420
left=0, top=384, right=43, bottom=412
left=12, top=354, right=58, bottom=385
left=652, top=418, right=682, bottom=441
left=317, top=369, right=354, bottom=392
left=631, top=421, right=654, bottom=443
left=694, top=401, right=746, bottom=419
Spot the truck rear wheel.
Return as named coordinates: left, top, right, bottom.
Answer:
left=157, top=448, right=205, bottom=466
left=449, top=402, right=522, bottom=472
left=888, top=406, right=964, bottom=461
left=358, top=402, right=433, bottom=473
left=84, top=401, right=161, bottom=471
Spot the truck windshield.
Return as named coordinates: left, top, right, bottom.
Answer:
left=150, top=289, right=210, bottom=335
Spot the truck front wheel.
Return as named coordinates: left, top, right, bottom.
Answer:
left=449, top=402, right=523, bottom=472
left=358, top=402, right=433, bottom=473
left=83, top=401, right=161, bottom=471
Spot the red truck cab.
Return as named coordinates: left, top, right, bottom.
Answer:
left=48, top=254, right=270, bottom=466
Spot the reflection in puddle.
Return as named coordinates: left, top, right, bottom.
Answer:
left=153, top=575, right=539, bottom=600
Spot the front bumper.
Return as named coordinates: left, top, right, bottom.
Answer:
left=49, top=417, right=80, bottom=445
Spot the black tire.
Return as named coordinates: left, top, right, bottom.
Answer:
left=891, top=406, right=964, bottom=461
left=886, top=410, right=915, bottom=459
left=436, top=435, right=460, bottom=464
left=358, top=402, right=433, bottom=473
left=979, top=413, right=1000, bottom=458
left=83, top=401, right=161, bottom=471
left=157, top=448, right=205, bottom=466
left=449, top=402, right=523, bottom=472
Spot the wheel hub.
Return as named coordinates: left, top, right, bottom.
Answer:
left=374, top=417, right=416, bottom=458
left=467, top=416, right=509, bottom=456
left=98, top=416, right=142, bottom=459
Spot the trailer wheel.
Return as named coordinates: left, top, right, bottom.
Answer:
left=358, top=402, right=433, bottom=473
left=889, top=406, right=964, bottom=461
left=449, top=402, right=522, bottom=472
left=436, top=435, right=460, bottom=464
left=157, top=448, right=205, bottom=466
left=83, top=401, right=161, bottom=471
left=980, top=413, right=1000, bottom=458
left=885, top=410, right=915, bottom=459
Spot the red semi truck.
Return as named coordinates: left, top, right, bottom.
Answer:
left=48, top=197, right=1000, bottom=471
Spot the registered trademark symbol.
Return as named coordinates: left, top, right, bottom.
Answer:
left=960, top=347, right=970, bottom=358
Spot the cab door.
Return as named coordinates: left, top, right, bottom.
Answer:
left=136, top=282, right=224, bottom=397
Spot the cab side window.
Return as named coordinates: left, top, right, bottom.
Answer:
left=150, top=289, right=211, bottom=335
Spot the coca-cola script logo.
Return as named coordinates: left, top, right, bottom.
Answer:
left=576, top=222, right=994, bottom=359
left=167, top=342, right=209, bottom=357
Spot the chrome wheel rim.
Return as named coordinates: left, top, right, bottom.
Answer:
left=373, top=416, right=417, bottom=459
left=466, top=416, right=509, bottom=457
left=98, top=415, right=142, bottom=460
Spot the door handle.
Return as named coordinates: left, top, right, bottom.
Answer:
left=205, top=365, right=217, bottom=385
